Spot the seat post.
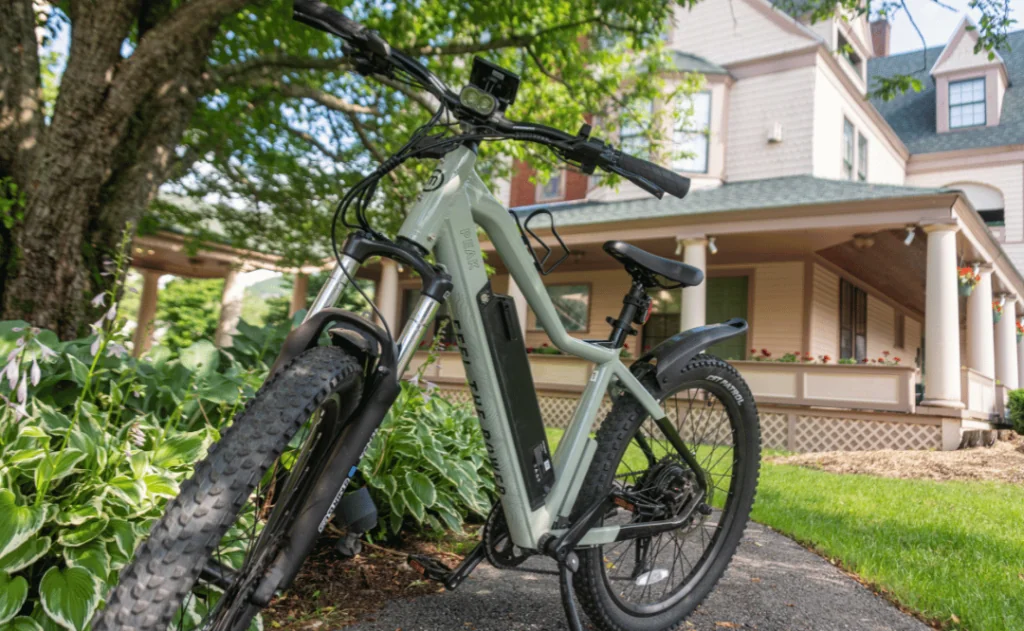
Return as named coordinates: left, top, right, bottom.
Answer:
left=607, top=281, right=651, bottom=349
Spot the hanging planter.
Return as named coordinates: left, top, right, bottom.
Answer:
left=1017, top=321, right=1023, bottom=343
left=958, top=266, right=980, bottom=297
left=993, top=299, right=1004, bottom=324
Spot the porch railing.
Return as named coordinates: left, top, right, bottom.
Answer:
left=961, top=367, right=999, bottom=419
left=409, top=351, right=921, bottom=414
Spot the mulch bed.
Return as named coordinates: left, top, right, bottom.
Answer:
left=770, top=434, right=1024, bottom=485
left=263, top=532, right=470, bottom=630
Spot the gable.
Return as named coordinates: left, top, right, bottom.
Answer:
left=672, top=0, right=820, bottom=67
left=931, top=17, right=1006, bottom=76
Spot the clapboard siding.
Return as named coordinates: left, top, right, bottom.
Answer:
left=750, top=262, right=805, bottom=356
left=810, top=264, right=840, bottom=359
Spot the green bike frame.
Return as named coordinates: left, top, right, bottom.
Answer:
left=310, top=145, right=667, bottom=550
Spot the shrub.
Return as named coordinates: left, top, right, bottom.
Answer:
left=359, top=378, right=494, bottom=538
left=1008, top=389, right=1024, bottom=434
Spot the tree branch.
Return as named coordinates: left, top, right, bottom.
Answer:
left=263, top=81, right=376, bottom=115
left=283, top=124, right=340, bottom=161
left=210, top=54, right=352, bottom=86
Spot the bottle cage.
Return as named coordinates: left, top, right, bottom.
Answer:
left=512, top=208, right=571, bottom=276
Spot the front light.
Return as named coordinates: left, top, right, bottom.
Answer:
left=460, top=85, right=497, bottom=117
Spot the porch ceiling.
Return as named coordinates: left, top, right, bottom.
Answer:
left=818, top=228, right=927, bottom=314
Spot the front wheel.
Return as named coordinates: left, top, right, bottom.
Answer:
left=574, top=355, right=761, bottom=631
left=90, top=345, right=364, bottom=631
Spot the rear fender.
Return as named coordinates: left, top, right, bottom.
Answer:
left=631, top=318, right=748, bottom=398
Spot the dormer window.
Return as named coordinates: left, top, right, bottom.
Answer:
left=949, top=78, right=986, bottom=128
left=838, top=33, right=862, bottom=75
left=536, top=170, right=565, bottom=202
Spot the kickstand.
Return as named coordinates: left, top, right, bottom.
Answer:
left=558, top=553, right=586, bottom=631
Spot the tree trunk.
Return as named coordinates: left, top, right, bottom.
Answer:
left=0, top=0, right=246, bottom=338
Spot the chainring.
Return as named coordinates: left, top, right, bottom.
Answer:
left=483, top=504, right=531, bottom=568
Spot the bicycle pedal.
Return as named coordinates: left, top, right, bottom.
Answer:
left=407, top=554, right=453, bottom=583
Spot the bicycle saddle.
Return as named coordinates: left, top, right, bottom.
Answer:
left=603, top=240, right=704, bottom=288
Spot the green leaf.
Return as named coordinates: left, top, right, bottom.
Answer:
left=0, top=491, right=46, bottom=559
left=143, top=473, right=179, bottom=498
left=3, top=616, right=45, bottom=631
left=107, top=476, right=146, bottom=506
left=66, top=356, right=89, bottom=386
left=0, top=536, right=51, bottom=574
left=56, top=516, right=109, bottom=548
left=34, top=450, right=85, bottom=491
left=64, top=541, right=110, bottom=579
left=39, top=566, right=102, bottom=631
left=152, top=431, right=207, bottom=468
left=0, top=572, right=29, bottom=625
left=405, top=471, right=436, bottom=508
left=401, top=489, right=425, bottom=523
left=56, top=500, right=101, bottom=526
left=179, top=340, right=220, bottom=376
left=106, top=520, right=139, bottom=559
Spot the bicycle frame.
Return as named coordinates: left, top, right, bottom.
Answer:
left=308, top=145, right=667, bottom=550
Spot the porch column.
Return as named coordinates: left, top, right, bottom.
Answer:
left=214, top=268, right=245, bottom=348
left=131, top=269, right=161, bottom=357
left=965, top=264, right=995, bottom=378
left=289, top=272, right=309, bottom=317
left=921, top=222, right=963, bottom=408
left=679, top=237, right=707, bottom=332
left=506, top=276, right=529, bottom=335
left=994, top=295, right=1019, bottom=389
left=1017, top=316, right=1024, bottom=387
left=375, top=258, right=400, bottom=330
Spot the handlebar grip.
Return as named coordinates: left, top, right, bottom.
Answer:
left=617, top=154, right=691, bottom=199
left=293, top=0, right=364, bottom=40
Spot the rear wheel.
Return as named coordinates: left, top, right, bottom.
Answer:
left=90, top=345, right=364, bottom=631
left=574, top=355, right=760, bottom=631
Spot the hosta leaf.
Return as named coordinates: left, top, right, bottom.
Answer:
left=0, top=491, right=46, bottom=559
left=106, top=520, right=139, bottom=559
left=0, top=536, right=51, bottom=574
left=401, top=489, right=425, bottom=523
left=17, top=426, right=47, bottom=439
left=56, top=499, right=102, bottom=526
left=420, top=448, right=446, bottom=475
left=66, top=356, right=89, bottom=386
left=405, top=471, right=436, bottom=508
left=107, top=476, right=146, bottom=506
left=129, top=452, right=149, bottom=480
left=3, top=616, right=45, bottom=631
left=0, top=572, right=29, bottom=625
left=143, top=473, right=178, bottom=498
left=179, top=340, right=220, bottom=376
left=152, top=432, right=206, bottom=468
left=34, top=450, right=85, bottom=490
left=39, top=566, right=102, bottom=631
left=7, top=449, right=45, bottom=468
left=64, top=541, right=110, bottom=579
left=56, top=516, right=109, bottom=548
left=433, top=504, right=464, bottom=534
left=387, top=509, right=403, bottom=535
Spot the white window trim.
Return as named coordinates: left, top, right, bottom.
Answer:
left=842, top=118, right=855, bottom=181
left=673, top=90, right=711, bottom=174
left=949, top=77, right=986, bottom=129
left=535, top=170, right=566, bottom=202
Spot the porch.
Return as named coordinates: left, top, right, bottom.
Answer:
left=387, top=177, right=1024, bottom=451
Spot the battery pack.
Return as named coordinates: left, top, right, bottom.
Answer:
left=478, top=284, right=555, bottom=509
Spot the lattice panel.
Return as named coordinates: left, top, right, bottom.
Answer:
left=760, top=413, right=788, bottom=450
left=795, top=415, right=941, bottom=452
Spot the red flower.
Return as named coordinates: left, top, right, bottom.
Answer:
left=894, top=357, right=901, bottom=363
left=883, top=350, right=890, bottom=356
left=542, top=342, right=549, bottom=347
left=624, top=343, right=630, bottom=349
left=760, top=348, right=771, bottom=357
left=822, top=355, right=832, bottom=363
left=526, top=347, right=535, bottom=353
left=861, top=358, right=869, bottom=363
left=750, top=348, right=757, bottom=354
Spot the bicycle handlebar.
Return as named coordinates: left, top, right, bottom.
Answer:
left=291, top=0, right=690, bottom=200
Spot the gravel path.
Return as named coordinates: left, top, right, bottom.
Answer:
left=345, top=522, right=931, bottom=631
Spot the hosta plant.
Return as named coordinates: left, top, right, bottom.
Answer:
left=358, top=378, right=495, bottom=538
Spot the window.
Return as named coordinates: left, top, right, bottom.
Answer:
left=403, top=289, right=456, bottom=347
left=673, top=91, right=711, bottom=173
left=894, top=313, right=906, bottom=350
left=641, top=288, right=681, bottom=353
left=838, top=33, right=862, bottom=75
left=529, top=284, right=591, bottom=332
left=842, top=119, right=855, bottom=181
left=839, top=279, right=867, bottom=362
left=949, top=78, right=986, bottom=129
left=857, top=133, right=868, bottom=181
left=536, top=171, right=564, bottom=202
left=619, top=100, right=653, bottom=159
left=978, top=209, right=1005, bottom=226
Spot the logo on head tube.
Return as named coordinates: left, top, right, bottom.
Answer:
left=424, top=168, right=445, bottom=192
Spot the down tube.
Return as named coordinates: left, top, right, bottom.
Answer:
left=432, top=195, right=554, bottom=550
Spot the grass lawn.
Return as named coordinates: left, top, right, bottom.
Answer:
left=545, top=427, right=1024, bottom=631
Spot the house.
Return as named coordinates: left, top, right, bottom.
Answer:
left=389, top=1, right=1024, bottom=451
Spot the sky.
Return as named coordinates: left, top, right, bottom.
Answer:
left=889, top=0, right=1022, bottom=54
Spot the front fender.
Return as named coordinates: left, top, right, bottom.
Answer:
left=632, top=318, right=748, bottom=397
left=269, top=308, right=395, bottom=378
